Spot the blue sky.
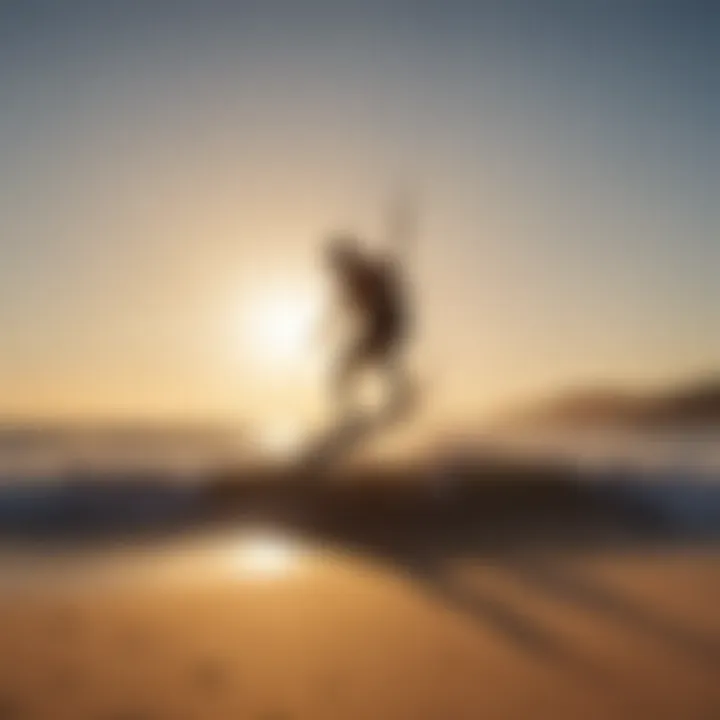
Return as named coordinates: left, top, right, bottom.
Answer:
left=0, top=0, right=717, bottom=421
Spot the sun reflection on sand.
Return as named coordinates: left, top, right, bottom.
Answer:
left=231, top=532, right=299, bottom=579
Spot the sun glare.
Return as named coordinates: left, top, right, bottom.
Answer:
left=242, top=287, right=318, bottom=366
left=233, top=533, right=297, bottom=578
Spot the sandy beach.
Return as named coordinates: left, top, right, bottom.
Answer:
left=1, top=506, right=718, bottom=720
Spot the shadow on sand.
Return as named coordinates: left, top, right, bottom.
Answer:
left=322, top=519, right=720, bottom=671
left=1, top=451, right=719, bottom=681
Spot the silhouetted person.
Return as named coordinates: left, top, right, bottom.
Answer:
left=321, top=217, right=416, bottom=424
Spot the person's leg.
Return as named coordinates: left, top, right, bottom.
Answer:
left=331, top=337, right=369, bottom=420
left=300, top=341, right=371, bottom=473
left=378, top=341, right=417, bottom=423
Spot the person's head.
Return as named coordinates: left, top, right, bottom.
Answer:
left=325, top=233, right=362, bottom=271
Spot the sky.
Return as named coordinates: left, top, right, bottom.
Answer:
left=0, top=0, right=718, bottom=427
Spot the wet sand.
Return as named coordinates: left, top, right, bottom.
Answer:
left=0, top=528, right=718, bottom=720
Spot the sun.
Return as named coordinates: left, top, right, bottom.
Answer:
left=241, top=285, right=319, bottom=366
